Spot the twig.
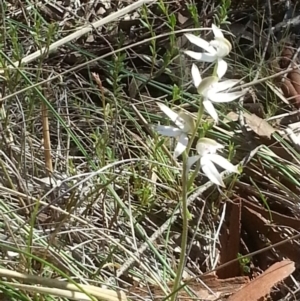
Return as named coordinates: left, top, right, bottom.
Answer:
left=272, top=14, right=300, bottom=34
left=41, top=102, right=53, bottom=175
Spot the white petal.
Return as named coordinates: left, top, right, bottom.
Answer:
left=203, top=99, right=219, bottom=123
left=212, top=24, right=224, bottom=38
left=156, top=102, right=181, bottom=125
left=155, top=125, right=181, bottom=137
left=201, top=157, right=225, bottom=187
left=216, top=59, right=227, bottom=79
left=184, top=51, right=217, bottom=62
left=208, top=91, right=245, bottom=103
left=205, top=154, right=239, bottom=173
left=185, top=34, right=216, bottom=53
left=213, top=78, right=240, bottom=93
left=191, top=64, right=202, bottom=88
left=187, top=155, right=201, bottom=171
left=174, top=133, right=188, bottom=158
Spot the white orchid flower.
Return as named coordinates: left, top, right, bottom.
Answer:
left=187, top=138, right=239, bottom=187
left=191, top=64, right=245, bottom=123
left=184, top=24, right=232, bottom=78
left=155, top=102, right=195, bottom=158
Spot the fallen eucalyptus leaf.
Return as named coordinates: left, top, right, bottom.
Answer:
left=244, top=112, right=276, bottom=139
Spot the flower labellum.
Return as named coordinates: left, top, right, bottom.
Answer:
left=187, top=138, right=239, bottom=187
left=155, top=102, right=195, bottom=158
left=191, top=64, right=245, bottom=123
left=184, top=24, right=232, bottom=78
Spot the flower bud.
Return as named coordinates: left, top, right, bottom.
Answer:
left=178, top=112, right=195, bottom=134
left=211, top=37, right=232, bottom=57
left=196, top=137, right=224, bottom=156
left=197, top=76, right=218, bottom=95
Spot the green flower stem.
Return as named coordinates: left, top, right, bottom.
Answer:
left=213, top=62, right=219, bottom=77
left=170, top=152, right=189, bottom=301
left=188, top=100, right=204, bottom=151
left=186, top=101, right=204, bottom=190
left=187, top=160, right=200, bottom=190
left=170, top=100, right=205, bottom=300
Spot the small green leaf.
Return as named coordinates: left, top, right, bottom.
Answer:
left=156, top=138, right=165, bottom=150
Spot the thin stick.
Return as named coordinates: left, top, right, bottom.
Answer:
left=41, top=102, right=53, bottom=175
left=0, top=268, right=126, bottom=301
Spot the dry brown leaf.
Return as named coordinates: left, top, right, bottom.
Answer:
left=177, top=12, right=188, bottom=24
left=228, top=260, right=295, bottom=301
left=244, top=113, right=276, bottom=138
left=224, top=111, right=239, bottom=123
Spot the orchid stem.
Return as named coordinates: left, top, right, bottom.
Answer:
left=170, top=152, right=189, bottom=301
left=188, top=160, right=200, bottom=190
left=170, top=101, right=204, bottom=300
left=213, top=62, right=218, bottom=78
left=188, top=101, right=204, bottom=151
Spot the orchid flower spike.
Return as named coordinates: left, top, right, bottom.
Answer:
left=155, top=102, right=195, bottom=158
left=184, top=24, right=232, bottom=78
left=187, top=138, right=239, bottom=187
left=191, top=64, right=245, bottom=123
